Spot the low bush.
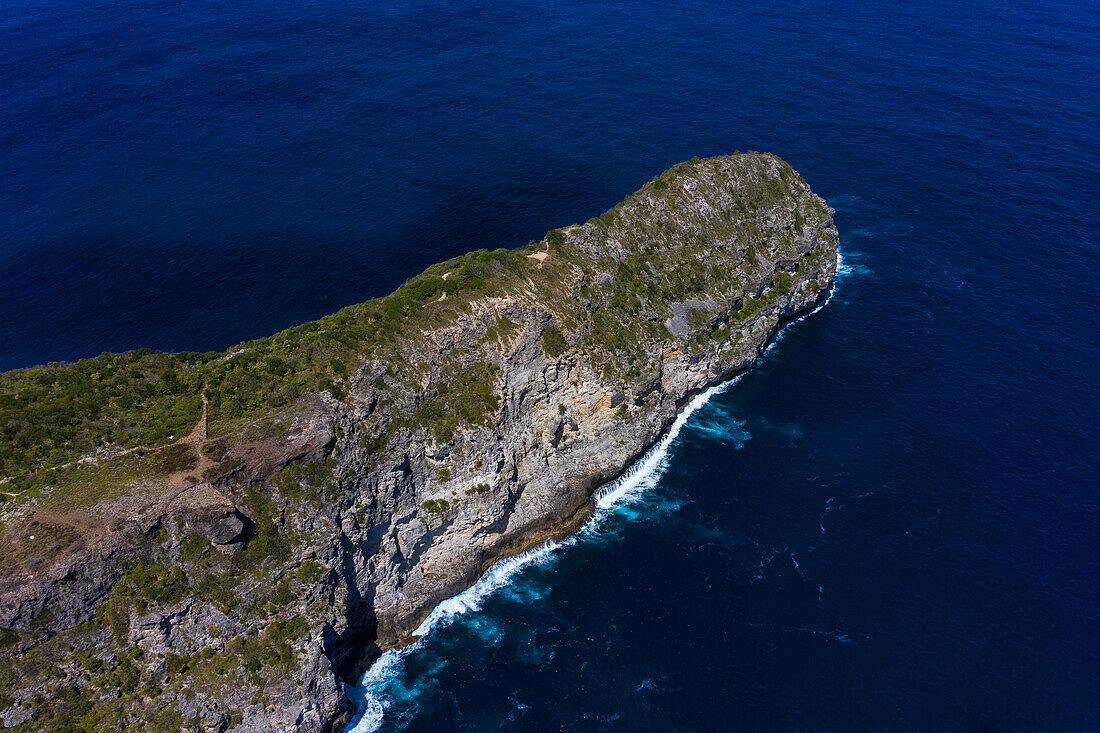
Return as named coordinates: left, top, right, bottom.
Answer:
left=541, top=326, right=568, bottom=358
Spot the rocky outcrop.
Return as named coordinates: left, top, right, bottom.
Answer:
left=0, top=153, right=837, bottom=730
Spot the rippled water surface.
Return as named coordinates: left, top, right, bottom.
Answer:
left=3, top=1, right=1099, bottom=730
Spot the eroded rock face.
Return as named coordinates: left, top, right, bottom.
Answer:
left=0, top=154, right=838, bottom=730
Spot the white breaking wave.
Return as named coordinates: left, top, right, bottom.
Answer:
left=344, top=646, right=407, bottom=733
left=346, top=247, right=844, bottom=732
left=345, top=541, right=568, bottom=733
left=342, top=385, right=716, bottom=733
left=594, top=380, right=738, bottom=511
left=835, top=247, right=872, bottom=278
left=412, top=542, right=562, bottom=636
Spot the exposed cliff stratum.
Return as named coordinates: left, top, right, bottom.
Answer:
left=0, top=154, right=838, bottom=731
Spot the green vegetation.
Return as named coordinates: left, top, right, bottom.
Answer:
left=201, top=249, right=519, bottom=425
left=178, top=532, right=209, bottom=562
left=0, top=626, right=19, bottom=648
left=95, top=560, right=190, bottom=639
left=5, top=444, right=186, bottom=516
left=0, top=349, right=205, bottom=490
left=541, top=326, right=568, bottom=358
left=240, top=486, right=291, bottom=566
left=484, top=314, right=521, bottom=343
left=234, top=615, right=309, bottom=684
left=296, top=560, right=326, bottom=585
left=407, top=360, right=500, bottom=443
left=567, top=154, right=819, bottom=381
left=2, top=474, right=329, bottom=728
left=0, top=247, right=526, bottom=500
left=117, top=562, right=190, bottom=610
left=734, top=270, right=798, bottom=322
left=422, top=498, right=451, bottom=514
left=270, top=456, right=336, bottom=505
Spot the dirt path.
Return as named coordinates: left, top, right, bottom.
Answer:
left=526, top=240, right=551, bottom=268
left=166, top=386, right=215, bottom=485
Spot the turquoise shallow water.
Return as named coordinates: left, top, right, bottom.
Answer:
left=2, top=1, right=1098, bottom=730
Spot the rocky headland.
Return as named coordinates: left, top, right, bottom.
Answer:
left=0, top=153, right=837, bottom=731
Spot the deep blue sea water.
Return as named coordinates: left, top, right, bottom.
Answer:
left=4, top=1, right=1100, bottom=730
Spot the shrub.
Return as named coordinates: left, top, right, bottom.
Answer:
left=271, top=581, right=294, bottom=606
left=242, top=533, right=290, bottom=564
left=178, top=533, right=209, bottom=561
left=0, top=627, right=19, bottom=648
left=422, top=499, right=450, bottom=514
left=541, top=327, right=567, bottom=358
left=408, top=362, right=500, bottom=443
left=97, top=597, right=131, bottom=638
left=236, top=616, right=309, bottom=681
left=166, top=653, right=190, bottom=676
left=195, top=573, right=239, bottom=612
left=119, top=562, right=189, bottom=607
left=296, top=560, right=325, bottom=585
left=772, top=271, right=794, bottom=296
left=485, top=315, right=520, bottom=343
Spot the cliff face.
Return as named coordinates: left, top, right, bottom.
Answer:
left=0, top=154, right=837, bottom=731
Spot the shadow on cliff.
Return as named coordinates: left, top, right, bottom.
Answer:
left=325, top=528, right=383, bottom=684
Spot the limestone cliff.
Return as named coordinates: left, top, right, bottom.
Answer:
left=0, top=153, right=837, bottom=731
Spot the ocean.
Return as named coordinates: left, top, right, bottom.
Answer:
left=3, top=1, right=1099, bottom=730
